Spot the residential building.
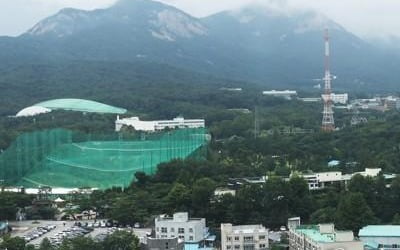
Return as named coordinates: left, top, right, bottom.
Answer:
left=359, top=225, right=400, bottom=250
left=288, top=217, right=363, bottom=250
left=115, top=116, right=205, bottom=132
left=141, top=237, right=184, bottom=250
left=220, top=223, right=269, bottom=250
left=262, top=90, right=298, bottom=100
left=297, top=168, right=396, bottom=190
left=155, top=212, right=208, bottom=243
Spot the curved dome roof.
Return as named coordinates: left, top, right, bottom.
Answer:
left=16, top=106, right=52, bottom=117
left=16, top=99, right=127, bottom=117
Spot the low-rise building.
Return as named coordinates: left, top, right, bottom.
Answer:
left=298, top=97, right=322, bottom=102
left=0, top=221, right=9, bottom=236
left=155, top=212, right=208, bottom=243
left=359, top=225, right=400, bottom=250
left=288, top=217, right=363, bottom=250
left=214, top=188, right=236, bottom=197
left=221, top=224, right=269, bottom=250
left=298, top=168, right=396, bottom=190
left=263, top=90, right=298, bottom=100
left=115, top=116, right=205, bottom=132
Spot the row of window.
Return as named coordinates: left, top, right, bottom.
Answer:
left=159, top=235, right=194, bottom=241
left=226, top=235, right=266, bottom=241
left=157, top=227, right=193, bottom=234
left=226, top=244, right=265, bottom=250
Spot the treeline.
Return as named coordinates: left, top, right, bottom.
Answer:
left=69, top=158, right=400, bottom=235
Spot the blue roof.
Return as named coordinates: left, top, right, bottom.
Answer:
left=359, top=225, right=400, bottom=237
left=184, top=244, right=214, bottom=250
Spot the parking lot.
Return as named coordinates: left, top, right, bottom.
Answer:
left=10, top=220, right=151, bottom=247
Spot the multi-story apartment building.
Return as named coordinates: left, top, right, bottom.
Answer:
left=288, top=217, right=363, bottom=250
left=155, top=212, right=207, bottom=243
left=220, top=224, right=269, bottom=250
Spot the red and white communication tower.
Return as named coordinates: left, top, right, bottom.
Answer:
left=321, top=29, right=335, bottom=132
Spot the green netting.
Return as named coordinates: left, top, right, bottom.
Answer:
left=0, top=128, right=207, bottom=189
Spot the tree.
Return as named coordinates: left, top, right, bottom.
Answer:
left=133, top=172, right=150, bottom=188
left=39, top=238, right=54, bottom=250
left=166, top=183, right=191, bottom=212
left=288, top=177, right=313, bottom=221
left=191, top=178, right=216, bottom=215
left=0, top=236, right=26, bottom=250
left=335, top=192, right=377, bottom=235
left=59, top=236, right=100, bottom=250
left=392, top=214, right=400, bottom=225
left=310, top=207, right=336, bottom=224
left=103, top=231, right=140, bottom=250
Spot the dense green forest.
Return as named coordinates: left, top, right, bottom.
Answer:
left=1, top=61, right=400, bottom=243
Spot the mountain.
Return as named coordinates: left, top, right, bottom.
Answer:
left=0, top=0, right=398, bottom=91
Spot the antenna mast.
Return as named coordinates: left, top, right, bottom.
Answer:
left=321, top=29, right=335, bottom=132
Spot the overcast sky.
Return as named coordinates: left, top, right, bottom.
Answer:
left=0, top=0, right=399, bottom=39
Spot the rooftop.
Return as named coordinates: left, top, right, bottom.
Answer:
left=296, top=226, right=335, bottom=243
left=16, top=99, right=127, bottom=117
left=359, top=225, right=400, bottom=237
left=36, top=99, right=127, bottom=114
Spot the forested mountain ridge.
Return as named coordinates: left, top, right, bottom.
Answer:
left=0, top=0, right=398, bottom=91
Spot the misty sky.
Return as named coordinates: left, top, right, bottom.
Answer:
left=0, top=0, right=399, bottom=39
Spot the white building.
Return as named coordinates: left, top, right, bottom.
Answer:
left=115, top=116, right=205, bottom=132
left=359, top=225, right=400, bottom=249
left=321, top=93, right=349, bottom=104
left=221, top=224, right=269, bottom=250
left=298, top=168, right=393, bottom=190
left=262, top=90, right=298, bottom=100
left=298, top=97, right=322, bottom=102
left=214, top=188, right=236, bottom=197
left=155, top=212, right=208, bottom=243
left=288, top=217, right=363, bottom=250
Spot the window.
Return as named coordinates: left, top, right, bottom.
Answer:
left=234, top=237, right=239, bottom=241
left=178, top=228, right=185, bottom=234
left=227, top=237, right=232, bottom=241
left=179, top=235, right=185, bottom=240
left=234, top=245, right=240, bottom=249
left=244, top=236, right=253, bottom=242
left=258, top=235, right=265, bottom=240
left=189, top=228, right=193, bottom=233
left=189, top=236, right=194, bottom=241
left=259, top=244, right=265, bottom=249
left=227, top=246, right=232, bottom=250
left=243, top=245, right=254, bottom=250
left=161, top=227, right=167, bottom=233
left=170, top=228, right=175, bottom=233
left=170, top=235, right=175, bottom=238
